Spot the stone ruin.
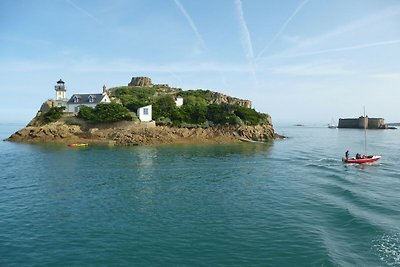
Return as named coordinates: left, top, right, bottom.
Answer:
left=128, top=77, right=153, bottom=87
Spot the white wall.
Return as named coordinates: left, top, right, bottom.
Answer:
left=56, top=91, right=66, bottom=100
left=175, top=97, right=183, bottom=107
left=137, top=105, right=152, bottom=122
left=101, top=93, right=111, bottom=103
left=67, top=103, right=98, bottom=112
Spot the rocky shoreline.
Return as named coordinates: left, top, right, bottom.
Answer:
left=5, top=121, right=281, bottom=146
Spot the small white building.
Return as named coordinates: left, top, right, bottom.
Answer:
left=137, top=105, right=152, bottom=122
left=175, top=96, right=183, bottom=107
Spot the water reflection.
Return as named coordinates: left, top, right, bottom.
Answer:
left=155, top=142, right=274, bottom=158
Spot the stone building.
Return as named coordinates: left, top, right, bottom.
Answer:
left=338, top=116, right=385, bottom=129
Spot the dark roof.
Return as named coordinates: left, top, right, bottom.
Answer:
left=57, top=79, right=65, bottom=84
left=67, top=94, right=105, bottom=104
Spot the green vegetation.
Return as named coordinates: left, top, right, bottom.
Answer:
left=77, top=103, right=133, bottom=123
left=108, top=85, right=269, bottom=127
left=43, top=106, right=65, bottom=123
left=178, top=90, right=214, bottom=102
left=111, top=86, right=155, bottom=112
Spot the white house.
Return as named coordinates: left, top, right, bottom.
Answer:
left=175, top=96, right=183, bottom=107
left=53, top=79, right=111, bottom=112
left=137, top=105, right=152, bottom=122
left=67, top=93, right=111, bottom=112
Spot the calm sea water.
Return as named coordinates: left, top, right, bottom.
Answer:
left=1, top=123, right=399, bottom=266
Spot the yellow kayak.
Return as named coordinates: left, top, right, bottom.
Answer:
left=67, top=143, right=89, bottom=147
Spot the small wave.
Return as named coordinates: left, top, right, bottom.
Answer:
left=372, top=233, right=400, bottom=266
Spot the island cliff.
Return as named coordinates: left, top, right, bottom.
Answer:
left=6, top=77, right=281, bottom=146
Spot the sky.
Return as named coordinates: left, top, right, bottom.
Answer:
left=1, top=0, right=399, bottom=125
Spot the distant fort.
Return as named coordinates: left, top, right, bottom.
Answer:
left=338, top=116, right=386, bottom=129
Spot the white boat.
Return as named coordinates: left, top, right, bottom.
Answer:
left=328, top=118, right=337, bottom=128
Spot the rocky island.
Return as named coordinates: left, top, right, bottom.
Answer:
left=6, top=77, right=281, bottom=146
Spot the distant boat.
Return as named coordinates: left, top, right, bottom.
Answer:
left=328, top=118, right=337, bottom=129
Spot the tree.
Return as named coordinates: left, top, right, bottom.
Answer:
left=152, top=95, right=177, bottom=120
left=206, top=104, right=237, bottom=125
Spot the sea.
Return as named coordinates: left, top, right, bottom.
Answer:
left=1, top=122, right=399, bottom=266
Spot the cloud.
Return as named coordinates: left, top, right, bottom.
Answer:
left=0, top=58, right=259, bottom=74
left=70, top=59, right=255, bottom=73
left=174, top=0, right=205, bottom=48
left=273, top=39, right=400, bottom=58
left=0, top=61, right=58, bottom=72
left=65, top=0, right=101, bottom=24
left=261, top=4, right=400, bottom=60
left=372, top=72, right=400, bottom=80
left=271, top=60, right=354, bottom=76
left=256, top=0, right=310, bottom=59
left=0, top=35, right=52, bottom=46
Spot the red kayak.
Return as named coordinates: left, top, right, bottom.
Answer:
left=342, top=155, right=381, bottom=164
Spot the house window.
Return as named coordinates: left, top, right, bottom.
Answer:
left=73, top=96, right=79, bottom=103
left=88, top=96, right=94, bottom=103
left=143, top=108, right=149, bottom=115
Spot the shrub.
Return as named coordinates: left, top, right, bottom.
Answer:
left=152, top=95, right=177, bottom=120
left=43, top=106, right=65, bottom=123
left=77, top=103, right=132, bottom=123
left=233, top=106, right=261, bottom=125
left=77, top=106, right=95, bottom=121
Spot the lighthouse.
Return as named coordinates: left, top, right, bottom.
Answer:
left=55, top=79, right=67, bottom=100
left=54, top=79, right=68, bottom=109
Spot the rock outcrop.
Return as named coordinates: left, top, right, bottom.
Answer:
left=128, top=77, right=153, bottom=87
left=7, top=122, right=84, bottom=142
left=39, top=99, right=58, bottom=112
left=6, top=122, right=280, bottom=146
left=208, top=92, right=252, bottom=108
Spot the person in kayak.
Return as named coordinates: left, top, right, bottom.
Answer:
left=345, top=150, right=349, bottom=160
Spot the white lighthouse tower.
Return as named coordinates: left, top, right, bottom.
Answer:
left=55, top=79, right=68, bottom=109
left=55, top=79, right=66, bottom=100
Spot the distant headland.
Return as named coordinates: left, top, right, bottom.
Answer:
left=6, top=76, right=282, bottom=145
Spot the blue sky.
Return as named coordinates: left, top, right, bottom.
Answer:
left=1, top=0, right=399, bottom=124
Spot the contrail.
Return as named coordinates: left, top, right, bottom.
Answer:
left=235, top=0, right=258, bottom=87
left=256, top=0, right=309, bottom=59
left=235, top=0, right=254, bottom=60
left=174, top=0, right=205, bottom=48
left=281, top=39, right=400, bottom=58
left=266, top=4, right=400, bottom=59
left=65, top=0, right=101, bottom=24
